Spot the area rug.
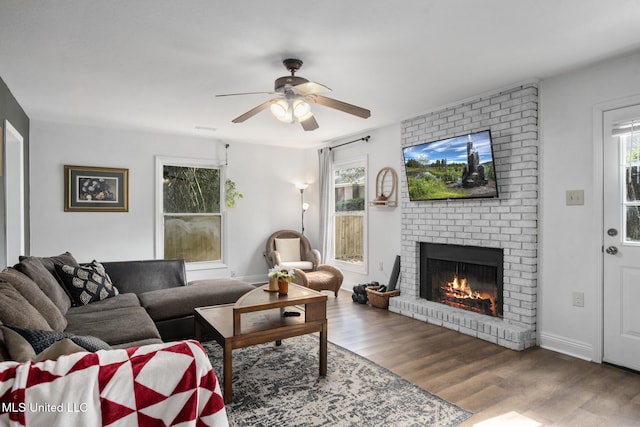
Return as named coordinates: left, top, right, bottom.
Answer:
left=202, top=335, right=472, bottom=427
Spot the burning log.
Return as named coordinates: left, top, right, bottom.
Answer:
left=438, top=275, right=496, bottom=316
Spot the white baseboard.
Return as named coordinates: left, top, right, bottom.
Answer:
left=539, top=332, right=595, bottom=362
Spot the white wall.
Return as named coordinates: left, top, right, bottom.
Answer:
left=539, top=50, right=640, bottom=360
left=29, top=120, right=314, bottom=282
left=330, top=123, right=402, bottom=288
left=27, top=119, right=398, bottom=289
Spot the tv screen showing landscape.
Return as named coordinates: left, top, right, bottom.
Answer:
left=403, top=130, right=498, bottom=201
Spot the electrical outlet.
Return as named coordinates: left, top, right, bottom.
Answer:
left=230, top=270, right=236, bottom=277
left=566, top=190, right=584, bottom=206
left=572, top=291, right=584, bottom=307
left=378, top=261, right=384, bottom=271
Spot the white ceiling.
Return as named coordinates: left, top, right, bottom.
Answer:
left=1, top=1, right=639, bottom=148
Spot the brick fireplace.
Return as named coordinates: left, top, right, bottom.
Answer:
left=389, top=84, right=538, bottom=350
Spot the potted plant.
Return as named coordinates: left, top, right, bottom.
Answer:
left=268, top=265, right=295, bottom=295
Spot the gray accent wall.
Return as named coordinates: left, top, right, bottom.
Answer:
left=0, top=76, right=30, bottom=268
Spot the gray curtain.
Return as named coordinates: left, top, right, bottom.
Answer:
left=318, top=147, right=333, bottom=263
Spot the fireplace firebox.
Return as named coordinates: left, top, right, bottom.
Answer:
left=420, top=243, right=503, bottom=318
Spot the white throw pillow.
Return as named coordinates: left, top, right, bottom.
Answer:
left=275, top=238, right=301, bottom=262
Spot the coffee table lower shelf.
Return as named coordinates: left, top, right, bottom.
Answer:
left=194, top=304, right=327, bottom=404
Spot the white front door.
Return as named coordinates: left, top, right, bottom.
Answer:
left=603, top=104, right=640, bottom=371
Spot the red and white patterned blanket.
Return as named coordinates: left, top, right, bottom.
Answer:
left=0, top=340, right=228, bottom=426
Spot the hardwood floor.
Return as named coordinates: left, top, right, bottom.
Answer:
left=326, top=290, right=640, bottom=426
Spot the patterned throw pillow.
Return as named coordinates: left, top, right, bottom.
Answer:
left=55, top=261, right=119, bottom=306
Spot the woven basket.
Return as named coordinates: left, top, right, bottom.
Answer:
left=365, top=286, right=401, bottom=309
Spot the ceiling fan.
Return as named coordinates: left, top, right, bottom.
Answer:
left=216, top=58, right=371, bottom=131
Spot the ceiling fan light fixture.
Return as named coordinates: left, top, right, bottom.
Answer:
left=270, top=99, right=293, bottom=123
left=292, top=99, right=311, bottom=119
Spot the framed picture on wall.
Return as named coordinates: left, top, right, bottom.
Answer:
left=64, top=165, right=129, bottom=212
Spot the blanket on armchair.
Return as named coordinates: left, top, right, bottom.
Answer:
left=0, top=340, right=228, bottom=427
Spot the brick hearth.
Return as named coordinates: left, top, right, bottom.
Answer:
left=390, top=84, right=538, bottom=350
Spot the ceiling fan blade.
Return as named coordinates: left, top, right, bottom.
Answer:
left=311, top=95, right=371, bottom=119
left=216, top=91, right=274, bottom=97
left=294, top=81, right=331, bottom=96
left=300, top=114, right=319, bottom=131
left=231, top=99, right=275, bottom=123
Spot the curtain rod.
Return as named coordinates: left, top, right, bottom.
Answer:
left=329, top=135, right=370, bottom=150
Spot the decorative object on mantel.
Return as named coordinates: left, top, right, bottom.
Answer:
left=64, top=165, right=129, bottom=212
left=267, top=265, right=295, bottom=295
left=370, top=166, right=398, bottom=207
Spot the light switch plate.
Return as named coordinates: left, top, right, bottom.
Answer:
left=572, top=291, right=584, bottom=307
left=566, top=190, right=584, bottom=206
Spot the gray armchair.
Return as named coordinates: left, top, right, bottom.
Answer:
left=264, top=230, right=343, bottom=296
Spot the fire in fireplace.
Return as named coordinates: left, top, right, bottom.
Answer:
left=420, top=243, right=503, bottom=318
left=438, top=272, right=497, bottom=316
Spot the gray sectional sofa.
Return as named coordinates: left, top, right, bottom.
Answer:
left=0, top=252, right=255, bottom=361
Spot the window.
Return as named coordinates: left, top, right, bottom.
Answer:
left=621, top=124, right=640, bottom=243
left=156, top=157, right=225, bottom=269
left=332, top=158, right=367, bottom=272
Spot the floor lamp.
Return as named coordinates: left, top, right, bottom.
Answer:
left=296, top=183, right=309, bottom=234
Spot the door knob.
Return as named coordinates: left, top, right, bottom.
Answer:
left=606, top=246, right=618, bottom=255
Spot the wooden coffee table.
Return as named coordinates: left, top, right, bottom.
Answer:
left=194, top=283, right=328, bottom=403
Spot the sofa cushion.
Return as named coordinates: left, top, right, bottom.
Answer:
left=0, top=325, right=36, bottom=362
left=65, top=306, right=161, bottom=346
left=0, top=281, right=52, bottom=330
left=15, top=255, right=73, bottom=314
left=65, top=293, right=140, bottom=315
left=55, top=261, right=119, bottom=306
left=0, top=268, right=67, bottom=331
left=281, top=261, right=314, bottom=271
left=20, top=251, right=80, bottom=276
left=101, top=259, right=187, bottom=294
left=0, top=323, right=9, bottom=362
left=139, top=279, right=255, bottom=322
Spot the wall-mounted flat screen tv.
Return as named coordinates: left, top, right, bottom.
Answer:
left=403, top=129, right=499, bottom=201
